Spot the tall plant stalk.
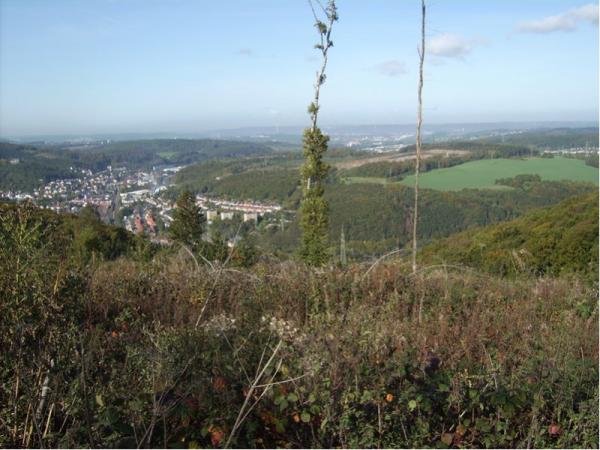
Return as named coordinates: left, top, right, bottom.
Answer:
left=299, top=0, right=338, bottom=266
left=412, top=0, right=426, bottom=274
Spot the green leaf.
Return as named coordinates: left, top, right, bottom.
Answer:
left=275, top=419, right=285, bottom=434
left=301, top=411, right=311, bottom=423
left=287, top=393, right=299, bottom=402
left=360, top=390, right=373, bottom=403
left=438, top=383, right=450, bottom=392
left=95, top=393, right=104, bottom=407
left=279, top=399, right=289, bottom=411
left=320, top=417, right=328, bottom=430
left=408, top=399, right=417, bottom=411
left=309, top=404, right=321, bottom=415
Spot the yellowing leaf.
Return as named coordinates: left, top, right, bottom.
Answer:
left=441, top=433, right=453, bottom=446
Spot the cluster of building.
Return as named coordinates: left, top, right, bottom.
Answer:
left=0, top=166, right=164, bottom=214
left=344, top=134, right=413, bottom=152
left=1, top=164, right=284, bottom=241
left=196, top=195, right=281, bottom=224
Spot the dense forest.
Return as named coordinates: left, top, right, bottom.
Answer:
left=421, top=193, right=599, bottom=281
left=255, top=177, right=596, bottom=257
left=72, top=139, right=275, bottom=170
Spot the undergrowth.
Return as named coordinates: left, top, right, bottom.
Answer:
left=0, top=206, right=598, bottom=448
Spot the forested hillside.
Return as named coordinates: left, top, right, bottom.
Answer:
left=0, top=139, right=274, bottom=191
left=258, top=178, right=596, bottom=257
left=74, top=139, right=274, bottom=169
left=481, top=127, right=599, bottom=149
left=421, top=193, right=599, bottom=281
left=0, top=142, right=78, bottom=191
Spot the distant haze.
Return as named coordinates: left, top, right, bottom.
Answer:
left=0, top=0, right=598, bottom=136
left=5, top=121, right=598, bottom=145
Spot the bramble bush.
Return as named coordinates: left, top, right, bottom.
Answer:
left=0, top=203, right=597, bottom=448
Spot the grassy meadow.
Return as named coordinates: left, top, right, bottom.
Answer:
left=399, top=157, right=598, bottom=191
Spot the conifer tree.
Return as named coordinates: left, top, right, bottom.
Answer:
left=169, top=190, right=205, bottom=253
left=299, top=0, right=338, bottom=266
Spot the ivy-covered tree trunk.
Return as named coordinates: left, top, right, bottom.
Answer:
left=299, top=0, right=338, bottom=267
left=300, top=128, right=331, bottom=265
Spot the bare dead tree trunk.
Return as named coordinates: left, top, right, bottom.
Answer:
left=412, top=0, right=426, bottom=274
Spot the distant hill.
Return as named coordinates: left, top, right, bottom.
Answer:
left=481, top=127, right=599, bottom=150
left=421, top=193, right=599, bottom=280
left=62, top=138, right=274, bottom=171
left=0, top=139, right=274, bottom=191
left=0, top=142, right=78, bottom=191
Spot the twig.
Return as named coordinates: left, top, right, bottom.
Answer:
left=179, top=243, right=209, bottom=271
left=253, top=372, right=311, bottom=388
left=79, top=341, right=95, bottom=447
left=377, top=402, right=382, bottom=448
left=362, top=249, right=408, bottom=280
left=35, top=359, right=54, bottom=422
left=408, top=263, right=488, bottom=279
left=235, top=358, right=284, bottom=430
left=222, top=333, right=252, bottom=384
left=225, top=339, right=283, bottom=448
left=43, top=402, right=54, bottom=438
left=194, top=222, right=243, bottom=327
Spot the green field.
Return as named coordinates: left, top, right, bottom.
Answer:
left=158, top=151, right=177, bottom=159
left=343, top=176, right=391, bottom=185
left=399, top=157, right=599, bottom=191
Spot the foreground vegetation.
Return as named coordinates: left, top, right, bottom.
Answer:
left=0, top=197, right=598, bottom=448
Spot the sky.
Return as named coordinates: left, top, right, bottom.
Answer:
left=0, top=0, right=598, bottom=137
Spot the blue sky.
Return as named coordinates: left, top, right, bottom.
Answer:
left=0, top=0, right=598, bottom=136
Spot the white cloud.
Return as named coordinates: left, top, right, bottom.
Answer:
left=236, top=48, right=255, bottom=57
left=374, top=60, right=406, bottom=77
left=516, top=3, right=599, bottom=33
left=427, top=34, right=476, bottom=58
